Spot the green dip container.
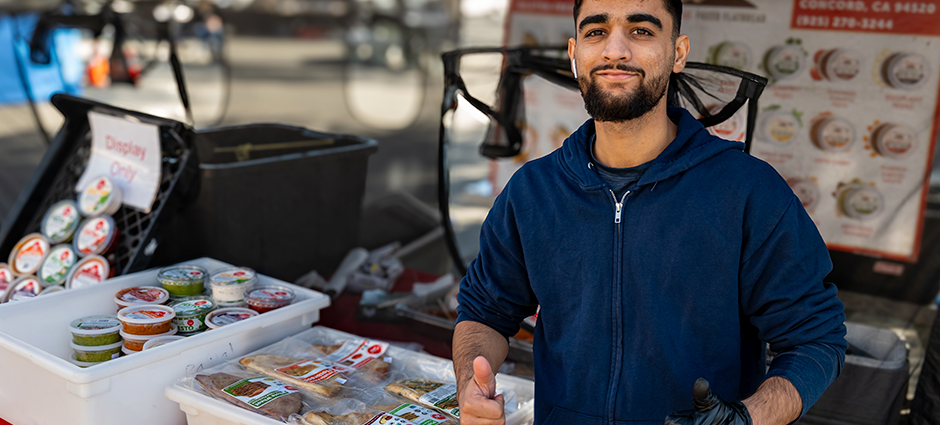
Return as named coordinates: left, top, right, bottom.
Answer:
left=169, top=296, right=215, bottom=333
left=157, top=265, right=207, bottom=297
left=69, top=315, right=123, bottom=346
left=70, top=340, right=123, bottom=362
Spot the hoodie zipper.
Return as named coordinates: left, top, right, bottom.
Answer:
left=607, top=189, right=629, bottom=424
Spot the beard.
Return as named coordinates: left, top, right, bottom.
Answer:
left=579, top=62, right=671, bottom=123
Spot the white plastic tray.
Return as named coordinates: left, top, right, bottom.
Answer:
left=165, top=326, right=535, bottom=425
left=0, top=257, right=330, bottom=425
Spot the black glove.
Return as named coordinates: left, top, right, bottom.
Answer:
left=664, top=378, right=753, bottom=425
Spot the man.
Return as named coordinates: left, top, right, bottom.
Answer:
left=452, top=0, right=848, bottom=424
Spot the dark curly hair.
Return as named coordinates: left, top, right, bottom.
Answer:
left=573, top=0, right=682, bottom=39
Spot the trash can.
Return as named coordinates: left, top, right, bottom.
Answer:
left=798, top=322, right=909, bottom=425
left=150, top=123, right=378, bottom=282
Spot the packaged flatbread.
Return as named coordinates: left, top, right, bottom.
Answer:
left=384, top=379, right=460, bottom=418
left=195, top=372, right=302, bottom=420
left=303, top=403, right=457, bottom=425
left=239, top=354, right=346, bottom=397
left=312, top=339, right=391, bottom=378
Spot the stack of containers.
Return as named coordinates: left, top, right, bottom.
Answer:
left=67, top=315, right=124, bottom=367
left=117, top=305, right=177, bottom=355
left=0, top=176, right=122, bottom=303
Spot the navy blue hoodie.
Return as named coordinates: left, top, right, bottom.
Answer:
left=456, top=107, right=847, bottom=425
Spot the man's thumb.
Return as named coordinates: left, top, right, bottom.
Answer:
left=691, top=378, right=721, bottom=412
left=472, top=356, right=497, bottom=397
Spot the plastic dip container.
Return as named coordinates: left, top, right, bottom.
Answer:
left=78, top=176, right=123, bottom=217
left=66, top=255, right=111, bottom=289
left=69, top=315, right=123, bottom=346
left=118, top=305, right=176, bottom=336
left=246, top=286, right=296, bottom=313
left=838, top=184, right=885, bottom=221
left=142, top=335, right=186, bottom=351
left=114, top=286, right=170, bottom=311
left=8, top=234, right=50, bottom=276
left=69, top=352, right=109, bottom=368
left=873, top=123, right=917, bottom=159
left=820, top=48, right=862, bottom=82
left=206, top=307, right=259, bottom=330
left=39, top=245, right=78, bottom=286
left=711, top=41, right=751, bottom=70
left=41, top=200, right=82, bottom=244
left=765, top=45, right=805, bottom=81
left=883, top=53, right=930, bottom=90
left=787, top=178, right=821, bottom=213
left=74, top=216, right=119, bottom=257
left=70, top=340, right=123, bottom=362
left=813, top=116, right=855, bottom=153
left=760, top=110, right=800, bottom=145
left=121, top=323, right=179, bottom=351
left=158, top=265, right=208, bottom=297
left=209, top=267, right=257, bottom=302
left=0, top=263, right=15, bottom=301
left=5, top=277, right=42, bottom=302
left=169, top=297, right=215, bottom=333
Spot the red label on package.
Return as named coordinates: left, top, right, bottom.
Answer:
left=321, top=340, right=390, bottom=374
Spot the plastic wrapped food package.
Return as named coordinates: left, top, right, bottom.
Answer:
left=182, top=327, right=528, bottom=424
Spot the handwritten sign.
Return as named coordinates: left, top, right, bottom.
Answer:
left=76, top=112, right=162, bottom=213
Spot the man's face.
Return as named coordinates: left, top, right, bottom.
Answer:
left=568, top=0, right=686, bottom=123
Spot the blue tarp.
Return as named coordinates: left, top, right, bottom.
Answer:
left=0, top=13, right=83, bottom=105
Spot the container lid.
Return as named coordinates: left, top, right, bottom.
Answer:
left=158, top=265, right=208, bottom=284
left=38, top=245, right=77, bottom=286
left=209, top=267, right=257, bottom=286
left=5, top=276, right=43, bottom=302
left=69, top=352, right=109, bottom=367
left=822, top=48, right=862, bottom=82
left=206, top=308, right=259, bottom=329
left=8, top=233, right=50, bottom=276
left=760, top=110, right=800, bottom=145
left=713, top=41, right=751, bottom=70
left=887, top=53, right=930, bottom=90
left=815, top=116, right=855, bottom=153
left=41, top=200, right=82, bottom=244
left=69, top=340, right=124, bottom=352
left=79, top=176, right=123, bottom=217
left=120, top=323, right=179, bottom=341
left=874, top=124, right=917, bottom=159
left=66, top=255, right=110, bottom=289
left=39, top=285, right=66, bottom=296
left=169, top=297, right=215, bottom=317
left=117, top=305, right=176, bottom=325
left=74, top=216, right=118, bottom=257
left=766, top=45, right=805, bottom=81
left=142, top=335, right=187, bottom=350
left=0, top=263, right=13, bottom=290
left=69, top=315, right=123, bottom=335
left=246, top=286, right=296, bottom=305
left=115, top=286, right=170, bottom=306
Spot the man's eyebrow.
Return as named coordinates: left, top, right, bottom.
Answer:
left=627, top=13, right=664, bottom=31
left=578, top=13, right=609, bottom=32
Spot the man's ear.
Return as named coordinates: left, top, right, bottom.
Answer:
left=568, top=37, right=577, bottom=78
left=673, top=34, right=690, bottom=73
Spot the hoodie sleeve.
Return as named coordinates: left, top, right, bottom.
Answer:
left=739, top=196, right=848, bottom=417
left=455, top=188, right=539, bottom=340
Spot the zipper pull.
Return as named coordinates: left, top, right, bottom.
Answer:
left=615, top=202, right=622, bottom=224
left=610, top=190, right=630, bottom=224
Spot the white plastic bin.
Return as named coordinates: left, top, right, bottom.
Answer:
left=0, top=258, right=330, bottom=425
left=165, top=326, right=536, bottom=425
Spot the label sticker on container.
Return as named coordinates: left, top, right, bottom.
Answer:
left=172, top=300, right=213, bottom=316
left=40, top=247, right=75, bottom=284
left=10, top=279, right=41, bottom=301
left=76, top=218, right=111, bottom=254
left=320, top=340, right=389, bottom=374
left=160, top=268, right=205, bottom=282
left=274, top=360, right=340, bottom=384
left=221, top=377, right=298, bottom=409
left=363, top=414, right=418, bottom=425
left=125, top=310, right=168, bottom=320
left=45, top=203, right=80, bottom=241
left=177, top=317, right=203, bottom=332
left=76, top=317, right=122, bottom=331
left=210, top=311, right=255, bottom=326
left=418, top=384, right=460, bottom=418
left=213, top=269, right=255, bottom=285
left=250, top=289, right=292, bottom=302
left=79, top=177, right=115, bottom=216
left=15, top=239, right=48, bottom=273
left=118, top=287, right=165, bottom=303
left=388, top=404, right=451, bottom=425
left=0, top=267, right=12, bottom=289
left=71, top=260, right=107, bottom=288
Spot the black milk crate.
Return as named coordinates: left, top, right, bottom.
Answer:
left=0, top=94, right=200, bottom=276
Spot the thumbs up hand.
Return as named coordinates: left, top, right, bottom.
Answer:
left=664, top=378, right=752, bottom=425
left=458, top=356, right=506, bottom=425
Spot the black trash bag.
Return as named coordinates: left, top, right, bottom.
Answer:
left=911, top=311, right=940, bottom=425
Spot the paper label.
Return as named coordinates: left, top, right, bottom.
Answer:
left=125, top=310, right=167, bottom=320
left=210, top=311, right=254, bottom=326
left=213, top=270, right=255, bottom=285
left=177, top=317, right=203, bottom=332
left=45, top=203, right=79, bottom=240
left=321, top=340, right=389, bottom=374
left=15, top=240, right=48, bottom=272
left=363, top=414, right=418, bottom=425
left=10, top=280, right=40, bottom=301
left=172, top=300, right=213, bottom=316
left=249, top=289, right=292, bottom=302
left=119, top=287, right=164, bottom=303
left=71, top=261, right=106, bottom=288
left=221, top=377, right=298, bottom=409
left=76, top=317, right=121, bottom=330
left=274, top=360, right=340, bottom=383
left=0, top=268, right=11, bottom=288
left=388, top=404, right=451, bottom=425
left=76, top=218, right=110, bottom=254
left=79, top=177, right=115, bottom=216
left=41, top=247, right=75, bottom=284
left=76, top=112, right=162, bottom=213
left=160, top=268, right=205, bottom=282
left=418, top=384, right=459, bottom=418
